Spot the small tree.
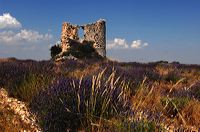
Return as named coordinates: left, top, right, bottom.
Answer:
left=50, top=45, right=62, bottom=58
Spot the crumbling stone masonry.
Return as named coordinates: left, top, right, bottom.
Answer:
left=61, top=19, right=106, bottom=57
left=61, top=23, right=79, bottom=52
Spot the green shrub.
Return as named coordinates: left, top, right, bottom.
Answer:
left=13, top=73, right=52, bottom=102
left=164, top=70, right=182, bottom=83
left=161, top=97, right=190, bottom=117
left=62, top=41, right=102, bottom=59
left=50, top=44, right=62, bottom=58
left=105, top=119, right=160, bottom=132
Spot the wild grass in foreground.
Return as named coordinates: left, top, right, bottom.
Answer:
left=0, top=58, right=200, bottom=131
left=31, top=69, right=127, bottom=131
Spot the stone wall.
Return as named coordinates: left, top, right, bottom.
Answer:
left=82, top=19, right=106, bottom=57
left=60, top=19, right=106, bottom=57
left=61, top=22, right=79, bottom=52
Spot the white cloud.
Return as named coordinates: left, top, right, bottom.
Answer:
left=0, top=29, right=52, bottom=45
left=131, top=40, right=148, bottom=49
left=143, top=43, right=148, bottom=46
left=107, top=38, right=129, bottom=49
left=0, top=13, right=55, bottom=59
left=0, top=13, right=22, bottom=29
left=107, top=38, right=148, bottom=50
left=0, top=13, right=53, bottom=46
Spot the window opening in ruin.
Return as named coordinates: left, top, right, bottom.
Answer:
left=78, top=28, right=84, bottom=41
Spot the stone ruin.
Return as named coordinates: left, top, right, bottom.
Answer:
left=60, top=19, right=106, bottom=58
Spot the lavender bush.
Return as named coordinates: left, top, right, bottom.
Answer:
left=30, top=70, right=132, bottom=131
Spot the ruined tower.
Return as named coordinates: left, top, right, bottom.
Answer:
left=60, top=19, right=106, bottom=57
left=82, top=20, right=106, bottom=57
left=61, top=22, right=79, bottom=52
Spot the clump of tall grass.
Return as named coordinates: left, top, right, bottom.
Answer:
left=0, top=60, right=56, bottom=101
left=161, top=96, right=189, bottom=127
left=30, top=69, right=132, bottom=131
left=13, top=73, right=53, bottom=102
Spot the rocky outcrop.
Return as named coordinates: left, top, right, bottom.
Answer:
left=0, top=88, right=41, bottom=132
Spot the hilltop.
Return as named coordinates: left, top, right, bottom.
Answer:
left=0, top=58, right=200, bottom=131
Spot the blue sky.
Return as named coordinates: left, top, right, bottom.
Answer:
left=0, top=0, right=200, bottom=64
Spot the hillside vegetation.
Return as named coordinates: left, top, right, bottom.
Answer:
left=0, top=58, right=200, bottom=131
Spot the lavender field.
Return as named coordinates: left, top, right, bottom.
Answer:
left=0, top=58, right=200, bottom=131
